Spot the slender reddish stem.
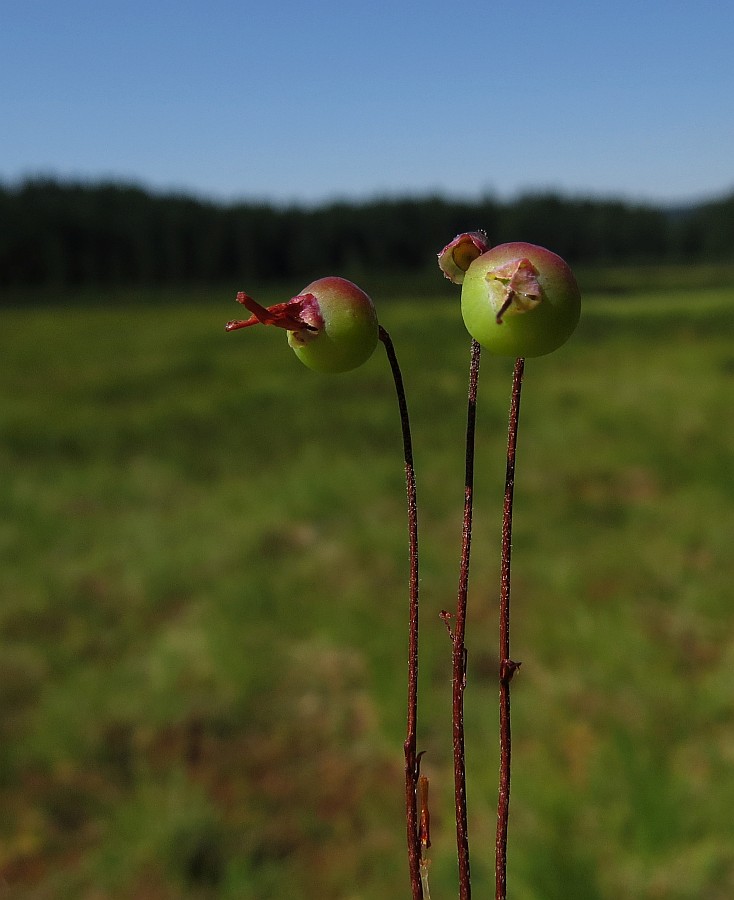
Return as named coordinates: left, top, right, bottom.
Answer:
left=379, top=326, right=423, bottom=900
left=452, top=338, right=482, bottom=900
left=495, top=356, right=525, bottom=900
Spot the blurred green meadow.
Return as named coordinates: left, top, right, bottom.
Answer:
left=2, top=269, right=734, bottom=898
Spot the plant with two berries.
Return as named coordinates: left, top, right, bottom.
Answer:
left=226, top=234, right=581, bottom=900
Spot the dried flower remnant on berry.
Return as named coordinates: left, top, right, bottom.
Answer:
left=226, top=291, right=322, bottom=335
left=488, top=258, right=544, bottom=323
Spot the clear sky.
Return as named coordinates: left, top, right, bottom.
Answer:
left=3, top=0, right=733, bottom=206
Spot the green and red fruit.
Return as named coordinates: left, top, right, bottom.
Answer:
left=461, top=242, right=580, bottom=357
left=226, top=276, right=378, bottom=373
left=287, top=277, right=378, bottom=373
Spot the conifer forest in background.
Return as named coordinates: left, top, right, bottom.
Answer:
left=2, top=178, right=733, bottom=291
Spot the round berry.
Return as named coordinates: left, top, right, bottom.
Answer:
left=461, top=242, right=580, bottom=357
left=287, top=277, right=379, bottom=373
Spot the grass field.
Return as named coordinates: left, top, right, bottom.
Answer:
left=2, top=269, right=734, bottom=898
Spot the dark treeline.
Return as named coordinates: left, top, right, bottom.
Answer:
left=1, top=178, right=733, bottom=289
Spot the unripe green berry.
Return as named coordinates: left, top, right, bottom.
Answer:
left=461, top=242, right=581, bottom=357
left=287, top=276, right=379, bottom=373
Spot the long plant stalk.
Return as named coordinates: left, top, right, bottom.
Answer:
left=379, top=326, right=423, bottom=900
left=495, top=356, right=525, bottom=900
left=452, top=338, right=482, bottom=900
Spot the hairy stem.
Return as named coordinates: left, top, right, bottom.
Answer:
left=379, top=326, right=423, bottom=900
left=495, top=356, right=525, bottom=900
left=453, top=338, right=482, bottom=900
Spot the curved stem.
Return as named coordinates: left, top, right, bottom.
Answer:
left=495, top=356, right=525, bottom=900
left=379, top=326, right=423, bottom=900
left=453, top=338, right=482, bottom=900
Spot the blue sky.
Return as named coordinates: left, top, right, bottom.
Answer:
left=3, top=0, right=733, bottom=206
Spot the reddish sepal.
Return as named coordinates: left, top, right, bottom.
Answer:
left=225, top=292, right=319, bottom=332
